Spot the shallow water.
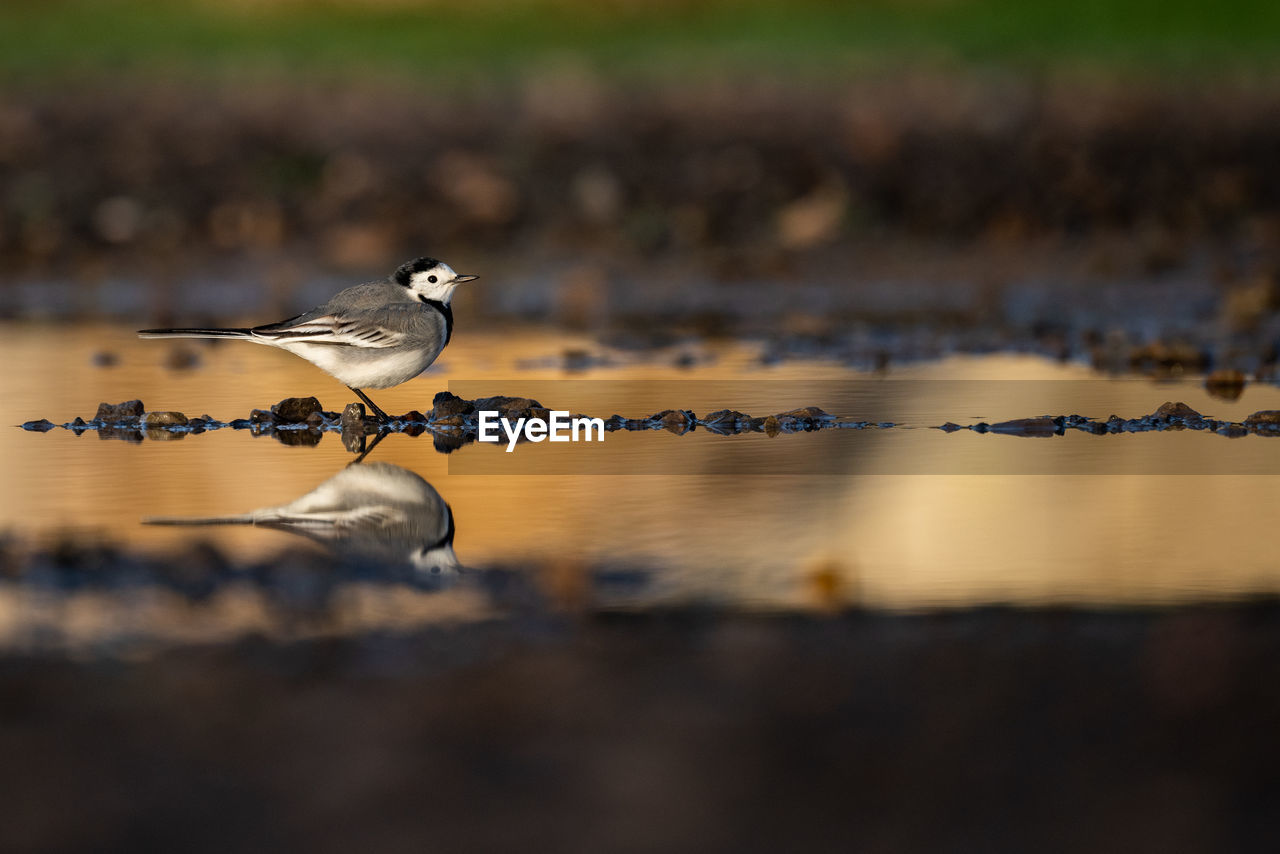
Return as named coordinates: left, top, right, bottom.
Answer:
left=4, top=322, right=1280, bottom=649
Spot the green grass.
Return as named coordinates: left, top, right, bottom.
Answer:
left=1, top=0, right=1278, bottom=81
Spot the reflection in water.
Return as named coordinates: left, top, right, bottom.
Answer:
left=146, top=461, right=461, bottom=579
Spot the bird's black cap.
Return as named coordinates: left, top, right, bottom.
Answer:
left=394, top=257, right=441, bottom=286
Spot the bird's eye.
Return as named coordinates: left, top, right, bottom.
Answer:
left=428, top=275, right=438, bottom=283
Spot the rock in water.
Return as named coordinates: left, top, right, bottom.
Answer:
left=776, top=406, right=834, bottom=422
left=271, top=396, right=323, bottom=423
left=656, top=409, right=694, bottom=434
left=1245, top=410, right=1280, bottom=429
left=341, top=402, right=366, bottom=432
left=1153, top=401, right=1201, bottom=421
left=472, top=396, right=544, bottom=419
left=429, top=392, right=475, bottom=420
left=142, top=411, right=189, bottom=428
left=21, top=419, right=56, bottom=432
left=94, top=400, right=144, bottom=422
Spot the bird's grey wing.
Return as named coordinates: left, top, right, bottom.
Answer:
left=250, top=311, right=406, bottom=348
left=249, top=283, right=426, bottom=348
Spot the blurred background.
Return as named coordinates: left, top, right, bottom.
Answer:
left=2, top=0, right=1279, bottom=368
left=5, top=2, right=1280, bottom=851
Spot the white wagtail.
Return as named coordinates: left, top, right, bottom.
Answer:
left=139, top=257, right=477, bottom=422
left=145, top=461, right=461, bottom=577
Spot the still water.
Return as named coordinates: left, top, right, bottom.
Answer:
left=4, top=322, right=1280, bottom=649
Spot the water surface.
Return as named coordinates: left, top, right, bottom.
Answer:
left=5, top=323, right=1280, bottom=648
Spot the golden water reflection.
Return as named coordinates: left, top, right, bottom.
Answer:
left=5, top=323, right=1280, bottom=650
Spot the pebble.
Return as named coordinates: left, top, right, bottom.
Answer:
left=1244, top=410, right=1280, bottom=428
left=1153, top=401, right=1201, bottom=421
left=94, top=400, right=144, bottom=422
left=271, top=396, right=322, bottom=423
left=429, top=391, right=475, bottom=420
left=340, top=403, right=367, bottom=433
left=142, top=411, right=189, bottom=428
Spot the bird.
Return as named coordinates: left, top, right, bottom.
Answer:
left=138, top=257, right=477, bottom=423
left=145, top=461, right=462, bottom=579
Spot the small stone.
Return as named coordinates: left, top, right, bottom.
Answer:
left=1154, top=401, right=1201, bottom=421
left=271, top=396, right=322, bottom=423
left=938, top=422, right=964, bottom=432
left=402, top=410, right=426, bottom=423
left=1245, top=410, right=1280, bottom=428
left=703, top=409, right=748, bottom=434
left=249, top=409, right=278, bottom=424
left=763, top=415, right=781, bottom=438
left=776, top=406, right=834, bottom=421
left=429, top=392, right=474, bottom=420
left=94, top=400, right=144, bottom=422
left=658, top=409, right=693, bottom=434
left=143, top=411, right=188, bottom=428
left=21, top=419, right=55, bottom=432
left=1219, top=423, right=1250, bottom=438
left=474, top=396, right=543, bottom=418
left=228, top=419, right=252, bottom=429
left=341, top=402, right=366, bottom=433
left=305, top=411, right=328, bottom=427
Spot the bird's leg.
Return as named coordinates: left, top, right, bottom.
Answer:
left=348, top=386, right=392, bottom=424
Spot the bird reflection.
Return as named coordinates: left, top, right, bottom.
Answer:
left=145, top=461, right=460, bottom=578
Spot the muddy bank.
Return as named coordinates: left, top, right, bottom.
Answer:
left=2, top=604, right=1280, bottom=852
left=5, top=75, right=1280, bottom=276
left=3, top=76, right=1280, bottom=370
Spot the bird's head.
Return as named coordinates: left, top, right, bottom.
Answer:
left=393, top=256, right=478, bottom=305
left=412, top=542, right=462, bottom=578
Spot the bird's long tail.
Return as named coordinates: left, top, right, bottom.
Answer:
left=144, top=515, right=255, bottom=526
left=137, top=327, right=253, bottom=339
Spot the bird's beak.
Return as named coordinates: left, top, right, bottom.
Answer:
left=453, top=274, right=479, bottom=283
